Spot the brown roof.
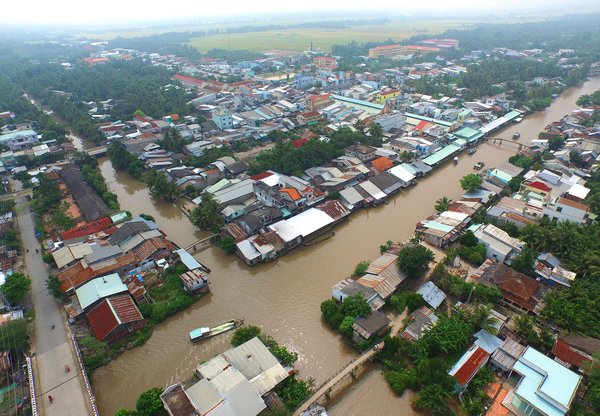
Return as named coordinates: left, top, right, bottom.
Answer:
left=560, top=334, right=600, bottom=356
left=57, top=262, right=95, bottom=292
left=371, top=156, right=394, bottom=173
left=453, top=347, right=490, bottom=386
left=133, top=238, right=166, bottom=262
left=316, top=200, right=349, bottom=221
left=86, top=294, right=144, bottom=341
left=90, top=253, right=137, bottom=277
left=557, top=197, right=589, bottom=212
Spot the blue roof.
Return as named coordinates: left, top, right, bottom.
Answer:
left=512, top=347, right=581, bottom=416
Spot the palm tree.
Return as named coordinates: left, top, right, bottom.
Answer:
left=471, top=304, right=499, bottom=335
left=400, top=151, right=412, bottom=163
left=434, top=196, right=452, bottom=213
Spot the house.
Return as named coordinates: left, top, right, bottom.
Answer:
left=75, top=273, right=128, bottom=313
left=86, top=294, right=145, bottom=343
left=369, top=173, right=403, bottom=196
left=416, top=211, right=470, bottom=248
left=356, top=253, right=405, bottom=300
left=473, top=223, right=525, bottom=263
left=313, top=56, right=338, bottom=70
left=401, top=306, right=439, bottom=341
left=448, top=345, right=490, bottom=392
left=331, top=278, right=384, bottom=311
left=543, top=197, right=590, bottom=224
left=345, top=144, right=377, bottom=162
left=387, top=165, right=416, bottom=187
left=534, top=253, right=576, bottom=287
left=297, top=110, right=323, bottom=126
left=0, top=129, right=40, bottom=151
left=471, top=260, right=547, bottom=314
left=352, top=310, right=390, bottom=343
left=552, top=334, right=600, bottom=374
left=211, top=108, right=233, bottom=130
left=60, top=165, right=112, bottom=222
left=306, top=93, right=333, bottom=111
left=161, top=337, right=288, bottom=416
left=416, top=281, right=446, bottom=309
left=490, top=338, right=526, bottom=373
left=505, top=347, right=581, bottom=416
left=179, top=269, right=209, bottom=294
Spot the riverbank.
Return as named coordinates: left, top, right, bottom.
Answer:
left=90, top=77, right=600, bottom=415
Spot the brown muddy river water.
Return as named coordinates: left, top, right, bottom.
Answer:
left=91, top=77, right=600, bottom=415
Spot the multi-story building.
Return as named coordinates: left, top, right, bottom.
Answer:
left=211, top=108, right=233, bottom=130
left=306, top=93, right=333, bottom=112
left=313, top=56, right=338, bottom=71
left=0, top=129, right=40, bottom=151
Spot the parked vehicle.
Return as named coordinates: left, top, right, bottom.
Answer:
left=474, top=161, right=485, bottom=170
left=467, top=148, right=476, bottom=155
left=513, top=132, right=521, bottom=140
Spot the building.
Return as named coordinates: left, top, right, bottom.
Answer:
left=297, top=110, right=323, bottom=125
left=473, top=223, right=525, bottom=263
left=490, top=338, right=526, bottom=373
left=161, top=337, right=289, bottom=416
left=75, top=273, right=128, bottom=312
left=471, top=260, right=547, bottom=314
left=0, top=129, right=40, bottom=151
left=416, top=211, right=470, bottom=248
left=352, top=310, right=390, bottom=343
left=355, top=253, right=405, bottom=301
left=506, top=347, right=581, bottom=416
left=211, top=108, right=233, bottom=130
left=368, top=44, right=441, bottom=58
left=306, top=94, right=333, bottom=112
left=416, top=281, right=446, bottom=309
left=345, top=144, right=377, bottom=162
left=86, top=294, right=145, bottom=343
left=331, top=278, right=384, bottom=311
left=543, top=197, right=590, bottom=224
left=313, top=56, right=338, bottom=71
left=401, top=306, right=439, bottom=341
left=376, top=89, right=401, bottom=105
left=552, top=334, right=600, bottom=374
left=60, top=165, right=112, bottom=222
left=448, top=345, right=490, bottom=392
left=534, top=253, right=576, bottom=287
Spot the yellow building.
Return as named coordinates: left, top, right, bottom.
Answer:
left=377, top=89, right=401, bottom=105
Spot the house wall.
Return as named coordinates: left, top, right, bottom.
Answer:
left=105, top=319, right=146, bottom=344
left=543, top=203, right=587, bottom=224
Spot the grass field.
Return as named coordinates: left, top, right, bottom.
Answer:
left=188, top=19, right=474, bottom=53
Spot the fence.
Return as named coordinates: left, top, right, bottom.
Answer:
left=71, top=335, right=100, bottom=416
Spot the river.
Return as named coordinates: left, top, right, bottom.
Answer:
left=91, top=77, right=600, bottom=415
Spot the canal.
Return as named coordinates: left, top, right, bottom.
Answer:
left=91, top=77, right=600, bottom=415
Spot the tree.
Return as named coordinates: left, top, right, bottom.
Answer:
left=341, top=294, right=371, bottom=318
left=412, top=384, right=451, bottom=416
left=338, top=316, right=355, bottom=336
left=1, top=273, right=31, bottom=305
left=460, top=230, right=478, bottom=247
left=548, top=136, right=565, bottom=151
left=368, top=121, right=384, bottom=143
left=320, top=299, right=344, bottom=328
left=400, top=151, right=412, bottom=163
left=231, top=325, right=262, bottom=347
left=135, top=387, right=165, bottom=416
left=0, top=320, right=29, bottom=354
left=352, top=260, right=369, bottom=277
left=46, top=275, right=65, bottom=300
left=220, top=236, right=236, bottom=254
left=189, top=192, right=222, bottom=232
left=115, top=409, right=137, bottom=416
left=460, top=173, right=483, bottom=192
left=434, top=196, right=452, bottom=213
left=470, top=304, right=499, bottom=334
left=510, top=247, right=537, bottom=275
left=161, top=128, right=186, bottom=152
left=569, top=150, right=584, bottom=167
left=397, top=245, right=435, bottom=279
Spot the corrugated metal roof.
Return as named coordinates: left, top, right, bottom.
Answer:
left=417, top=281, right=446, bottom=309
left=76, top=273, right=128, bottom=310
left=358, top=181, right=386, bottom=200
left=340, top=187, right=364, bottom=205
left=449, top=345, right=490, bottom=386
left=283, top=208, right=334, bottom=238
left=422, top=143, right=461, bottom=166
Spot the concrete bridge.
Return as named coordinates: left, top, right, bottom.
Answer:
left=85, top=145, right=108, bottom=157
left=292, top=310, right=407, bottom=416
left=484, top=137, right=534, bottom=151
left=183, top=234, right=219, bottom=253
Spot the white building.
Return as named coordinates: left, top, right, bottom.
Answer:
left=0, top=129, right=40, bottom=151
left=543, top=197, right=590, bottom=224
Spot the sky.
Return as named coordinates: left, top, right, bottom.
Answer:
left=2, top=0, right=598, bottom=26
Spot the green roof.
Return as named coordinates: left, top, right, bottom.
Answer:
left=504, top=110, right=521, bottom=121
left=490, top=168, right=513, bottom=184
left=422, top=143, right=461, bottom=166
left=0, top=129, right=37, bottom=142
left=424, top=221, right=454, bottom=233
left=453, top=138, right=467, bottom=147
left=452, top=127, right=484, bottom=142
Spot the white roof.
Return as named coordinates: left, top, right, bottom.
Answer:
left=75, top=274, right=127, bottom=310
left=269, top=221, right=301, bottom=243
left=417, top=281, right=446, bottom=309
left=340, top=187, right=364, bottom=205
left=260, top=171, right=281, bottom=187
left=358, top=181, right=386, bottom=200
left=388, top=165, right=416, bottom=183
left=236, top=239, right=261, bottom=261
left=567, top=183, right=590, bottom=200
left=284, top=208, right=335, bottom=237
left=174, top=249, right=203, bottom=271
left=440, top=210, right=469, bottom=221
left=52, top=243, right=94, bottom=269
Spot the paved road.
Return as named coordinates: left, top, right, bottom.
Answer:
left=15, top=196, right=92, bottom=416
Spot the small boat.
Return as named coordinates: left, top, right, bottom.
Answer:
left=474, top=161, right=485, bottom=170
left=515, top=117, right=523, bottom=123
left=513, top=132, right=521, bottom=140
left=453, top=156, right=459, bottom=165
left=189, top=319, right=243, bottom=342
left=467, top=148, right=476, bottom=155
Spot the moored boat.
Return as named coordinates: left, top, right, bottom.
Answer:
left=189, top=319, right=243, bottom=342
left=513, top=132, right=521, bottom=140
left=467, top=148, right=476, bottom=155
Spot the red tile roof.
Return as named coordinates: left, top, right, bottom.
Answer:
left=309, top=93, right=330, bottom=102
left=174, top=74, right=204, bottom=86
left=61, top=217, right=112, bottom=240
left=453, top=347, right=490, bottom=385
left=87, top=294, right=144, bottom=341
left=415, top=120, right=432, bottom=131
left=250, top=171, right=273, bottom=181
left=527, top=181, right=552, bottom=192
left=280, top=187, right=302, bottom=201
left=57, top=262, right=95, bottom=293
left=293, top=138, right=309, bottom=149
left=371, top=156, right=394, bottom=173
left=558, top=197, right=589, bottom=212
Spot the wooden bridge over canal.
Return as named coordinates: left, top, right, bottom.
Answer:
left=484, top=136, right=534, bottom=151
left=292, top=310, right=407, bottom=416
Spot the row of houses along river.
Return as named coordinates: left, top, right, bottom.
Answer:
left=86, top=77, right=600, bottom=415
